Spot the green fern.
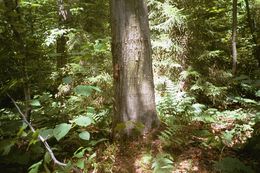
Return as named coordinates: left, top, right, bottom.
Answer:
left=152, top=153, right=174, bottom=173
left=159, top=125, right=186, bottom=147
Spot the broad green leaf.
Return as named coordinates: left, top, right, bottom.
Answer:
left=74, top=85, right=93, bottom=96
left=73, top=147, right=86, bottom=158
left=39, top=129, right=53, bottom=140
left=74, top=85, right=101, bottom=96
left=90, top=86, right=101, bottom=92
left=72, top=116, right=92, bottom=127
left=31, top=100, right=41, bottom=107
left=28, top=160, right=42, bottom=173
left=53, top=123, right=72, bottom=141
left=44, top=152, right=51, bottom=164
left=76, top=158, right=85, bottom=169
left=79, top=131, right=90, bottom=140
left=63, top=76, right=73, bottom=84
left=256, top=90, right=260, bottom=97
left=87, top=107, right=95, bottom=114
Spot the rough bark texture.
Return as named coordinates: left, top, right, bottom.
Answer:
left=232, top=0, right=238, bottom=75
left=111, top=0, right=159, bottom=138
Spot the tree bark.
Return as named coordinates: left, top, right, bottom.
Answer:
left=110, top=0, right=159, bottom=138
left=56, top=0, right=70, bottom=68
left=232, top=0, right=238, bottom=75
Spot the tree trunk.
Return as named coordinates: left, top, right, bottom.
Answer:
left=110, top=0, right=159, bottom=138
left=232, top=0, right=238, bottom=75
left=245, top=0, right=260, bottom=66
left=56, top=0, right=70, bottom=68
left=56, top=35, right=67, bottom=68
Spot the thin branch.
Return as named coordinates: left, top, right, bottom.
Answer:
left=7, top=94, right=67, bottom=167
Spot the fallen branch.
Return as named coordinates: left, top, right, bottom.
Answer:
left=7, top=94, right=67, bottom=167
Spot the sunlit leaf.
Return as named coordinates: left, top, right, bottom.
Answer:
left=79, top=131, right=90, bottom=140
left=74, top=85, right=99, bottom=96
left=76, top=158, right=85, bottom=169
left=31, top=100, right=41, bottom=107
left=73, top=147, right=86, bottom=158
left=72, top=116, right=92, bottom=127
left=53, top=123, right=72, bottom=141
left=87, top=107, right=95, bottom=114
left=256, top=90, right=260, bottom=97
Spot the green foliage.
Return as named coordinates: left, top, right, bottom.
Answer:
left=140, top=153, right=153, bottom=170
left=0, top=139, right=15, bottom=156
left=148, top=0, right=187, bottom=79
left=215, top=157, right=255, bottom=173
left=28, top=160, right=42, bottom=173
left=152, top=153, right=174, bottom=173
left=74, top=85, right=101, bottom=97
left=72, top=146, right=98, bottom=171
left=53, top=123, right=72, bottom=141
left=156, top=79, right=196, bottom=147
left=71, top=116, right=92, bottom=127
left=78, top=131, right=90, bottom=140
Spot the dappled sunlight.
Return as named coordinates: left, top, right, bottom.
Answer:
left=173, top=147, right=216, bottom=173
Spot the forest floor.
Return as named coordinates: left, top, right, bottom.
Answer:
left=96, top=119, right=259, bottom=173
left=109, top=140, right=231, bottom=173
left=106, top=136, right=257, bottom=173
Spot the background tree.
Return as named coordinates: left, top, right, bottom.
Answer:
left=56, top=0, right=71, bottom=68
left=232, top=0, right=238, bottom=75
left=245, top=0, right=260, bottom=66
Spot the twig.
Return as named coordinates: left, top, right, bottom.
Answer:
left=219, top=145, right=226, bottom=160
left=7, top=94, right=67, bottom=167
